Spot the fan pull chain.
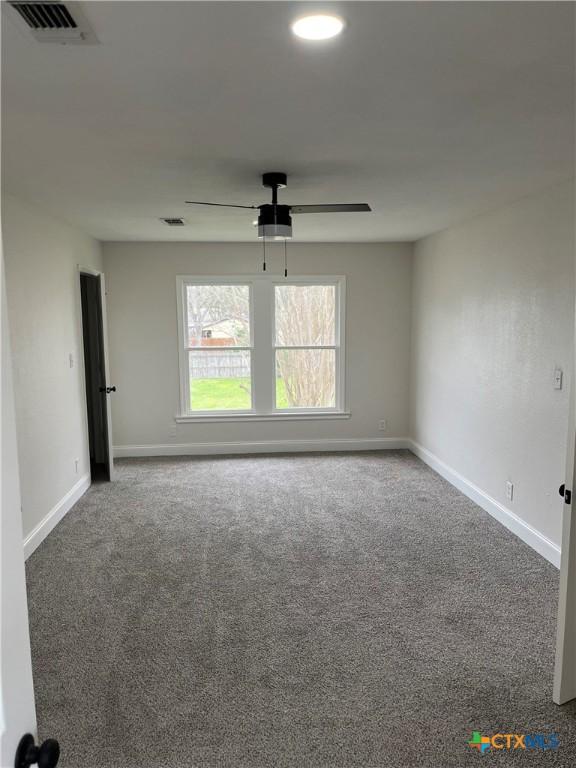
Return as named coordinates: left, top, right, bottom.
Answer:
left=262, top=237, right=267, bottom=272
left=284, top=239, right=288, bottom=277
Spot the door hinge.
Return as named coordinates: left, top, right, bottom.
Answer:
left=559, top=484, right=572, bottom=505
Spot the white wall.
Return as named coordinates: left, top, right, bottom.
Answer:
left=103, top=242, right=412, bottom=451
left=410, top=181, right=574, bottom=552
left=7, top=182, right=571, bottom=564
left=1, top=250, right=37, bottom=765
left=3, top=194, right=102, bottom=543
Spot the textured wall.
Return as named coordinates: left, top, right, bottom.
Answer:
left=410, top=181, right=574, bottom=546
left=3, top=194, right=102, bottom=539
left=103, top=242, right=413, bottom=448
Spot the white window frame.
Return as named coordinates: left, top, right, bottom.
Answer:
left=176, top=275, right=348, bottom=422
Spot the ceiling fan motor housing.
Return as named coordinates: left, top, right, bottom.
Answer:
left=258, top=203, right=292, bottom=240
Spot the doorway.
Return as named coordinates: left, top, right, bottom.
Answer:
left=80, top=272, right=113, bottom=481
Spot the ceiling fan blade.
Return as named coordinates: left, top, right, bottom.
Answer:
left=185, top=201, right=258, bottom=210
left=290, top=203, right=372, bottom=214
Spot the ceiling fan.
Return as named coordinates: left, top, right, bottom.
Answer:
left=186, top=172, right=371, bottom=240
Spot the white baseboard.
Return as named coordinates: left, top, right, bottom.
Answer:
left=23, top=473, right=91, bottom=560
left=408, top=440, right=561, bottom=569
left=114, top=437, right=411, bottom=458
left=23, top=443, right=558, bottom=569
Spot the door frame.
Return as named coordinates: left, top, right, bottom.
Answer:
left=554, top=461, right=576, bottom=704
left=554, top=288, right=576, bottom=704
left=1, top=251, right=37, bottom=766
left=78, top=265, right=115, bottom=481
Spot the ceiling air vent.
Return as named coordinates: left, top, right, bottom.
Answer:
left=8, top=1, right=98, bottom=44
left=161, top=218, right=186, bottom=227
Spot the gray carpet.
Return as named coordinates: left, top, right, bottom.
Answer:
left=26, top=450, right=576, bottom=767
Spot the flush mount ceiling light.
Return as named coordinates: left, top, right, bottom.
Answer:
left=291, top=14, right=345, bottom=41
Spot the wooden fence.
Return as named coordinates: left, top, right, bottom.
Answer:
left=190, top=351, right=250, bottom=379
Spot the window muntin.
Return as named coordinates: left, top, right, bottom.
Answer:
left=178, top=276, right=344, bottom=418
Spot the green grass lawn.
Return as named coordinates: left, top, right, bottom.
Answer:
left=191, top=377, right=289, bottom=410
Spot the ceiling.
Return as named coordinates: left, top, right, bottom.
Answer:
left=2, top=1, right=574, bottom=242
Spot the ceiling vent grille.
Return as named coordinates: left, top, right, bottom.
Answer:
left=11, top=2, right=76, bottom=29
left=161, top=218, right=186, bottom=227
left=8, top=1, right=98, bottom=43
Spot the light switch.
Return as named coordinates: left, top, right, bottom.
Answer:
left=554, top=368, right=563, bottom=390
left=69, top=353, right=74, bottom=369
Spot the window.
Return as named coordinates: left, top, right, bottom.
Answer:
left=177, top=276, right=345, bottom=420
left=181, top=283, right=252, bottom=412
left=274, top=284, right=337, bottom=409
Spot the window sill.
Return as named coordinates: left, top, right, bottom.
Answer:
left=174, top=411, right=351, bottom=424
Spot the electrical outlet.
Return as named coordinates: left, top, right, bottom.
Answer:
left=505, top=481, right=514, bottom=502
left=74, top=458, right=79, bottom=474
left=378, top=420, right=387, bottom=431
left=69, top=352, right=74, bottom=369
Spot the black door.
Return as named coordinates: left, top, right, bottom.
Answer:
left=80, top=273, right=111, bottom=481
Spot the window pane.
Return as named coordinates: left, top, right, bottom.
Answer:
left=189, top=350, right=251, bottom=411
left=275, top=349, right=335, bottom=409
left=275, top=285, right=335, bottom=346
left=186, top=285, right=250, bottom=347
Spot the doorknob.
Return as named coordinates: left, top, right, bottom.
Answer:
left=15, top=734, right=60, bottom=768
left=98, top=386, right=116, bottom=394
